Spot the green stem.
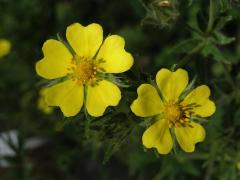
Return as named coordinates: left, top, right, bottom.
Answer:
left=170, top=128, right=177, bottom=154
left=206, top=0, right=214, bottom=34
left=84, top=85, right=91, bottom=138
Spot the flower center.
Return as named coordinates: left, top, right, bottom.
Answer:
left=67, top=55, right=97, bottom=86
left=164, top=101, right=195, bottom=128
left=164, top=103, right=181, bottom=123
left=75, top=61, right=95, bottom=82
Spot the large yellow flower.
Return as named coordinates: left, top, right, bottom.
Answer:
left=131, top=68, right=216, bottom=154
left=0, top=39, right=11, bottom=58
left=36, top=23, right=133, bottom=117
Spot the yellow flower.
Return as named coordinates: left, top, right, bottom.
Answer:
left=158, top=0, right=171, bottom=7
left=0, top=39, right=11, bottom=58
left=131, top=68, right=216, bottom=154
left=37, top=88, right=54, bottom=114
left=36, top=23, right=133, bottom=117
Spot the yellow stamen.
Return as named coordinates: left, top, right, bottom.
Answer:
left=164, top=102, right=181, bottom=123
left=180, top=119, right=184, bottom=124
left=67, top=55, right=98, bottom=86
left=164, top=101, right=195, bottom=128
left=158, top=0, right=171, bottom=7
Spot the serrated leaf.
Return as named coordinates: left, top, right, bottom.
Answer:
left=215, top=15, right=232, bottom=30
left=105, top=74, right=132, bottom=88
left=213, top=31, right=236, bottom=45
left=103, top=127, right=131, bottom=164
left=55, top=113, right=85, bottom=131
left=187, top=3, right=201, bottom=32
left=201, top=43, right=229, bottom=63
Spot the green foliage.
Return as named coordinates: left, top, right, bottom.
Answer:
left=141, top=0, right=180, bottom=28
left=0, top=0, right=240, bottom=179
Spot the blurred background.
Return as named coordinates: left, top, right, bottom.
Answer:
left=0, top=0, right=240, bottom=179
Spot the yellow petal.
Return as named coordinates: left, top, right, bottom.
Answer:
left=45, top=80, right=84, bottom=117
left=175, top=122, right=205, bottom=152
left=66, top=23, right=103, bottom=59
left=0, top=39, right=11, bottom=58
left=156, top=68, right=188, bottom=102
left=182, top=85, right=216, bottom=117
left=86, top=80, right=121, bottom=117
left=96, top=35, right=133, bottom=73
left=36, top=39, right=72, bottom=79
left=142, top=119, right=173, bottom=154
left=131, top=84, right=163, bottom=117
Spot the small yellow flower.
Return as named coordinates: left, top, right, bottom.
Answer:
left=0, top=39, right=11, bottom=58
left=37, top=88, right=54, bottom=114
left=131, top=68, right=216, bottom=154
left=36, top=23, right=133, bottom=117
left=158, top=0, right=171, bottom=7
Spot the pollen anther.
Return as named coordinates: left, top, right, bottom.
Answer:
left=67, top=55, right=98, bottom=86
left=164, top=101, right=195, bottom=128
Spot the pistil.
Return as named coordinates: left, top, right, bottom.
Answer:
left=164, top=101, right=194, bottom=128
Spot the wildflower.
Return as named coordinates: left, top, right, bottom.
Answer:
left=37, top=88, right=54, bottom=114
left=0, top=39, right=11, bottom=58
left=131, top=68, right=216, bottom=154
left=36, top=23, right=133, bottom=117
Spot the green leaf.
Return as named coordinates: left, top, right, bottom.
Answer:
left=201, top=43, right=229, bottom=63
left=187, top=3, right=201, bottom=32
left=103, top=134, right=127, bottom=164
left=215, top=15, right=233, bottom=30
left=213, top=31, right=236, bottom=45
left=105, top=74, right=132, bottom=88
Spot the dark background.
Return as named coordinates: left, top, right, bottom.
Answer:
left=0, top=0, right=240, bottom=179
